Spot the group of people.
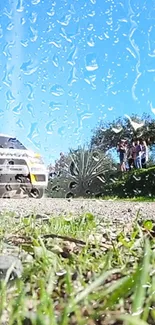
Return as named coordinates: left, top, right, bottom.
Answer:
left=117, top=139, right=149, bottom=172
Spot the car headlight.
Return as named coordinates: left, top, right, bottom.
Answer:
left=29, top=154, right=44, bottom=165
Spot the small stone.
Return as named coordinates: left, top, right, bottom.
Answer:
left=0, top=255, right=23, bottom=281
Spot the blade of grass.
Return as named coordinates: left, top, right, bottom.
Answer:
left=142, top=274, right=155, bottom=321
left=74, top=268, right=122, bottom=305
left=102, top=268, right=140, bottom=310
left=132, top=239, right=151, bottom=314
left=118, top=314, right=149, bottom=325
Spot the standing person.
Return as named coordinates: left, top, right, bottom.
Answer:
left=128, top=141, right=136, bottom=170
left=135, top=140, right=142, bottom=169
left=141, top=140, right=149, bottom=168
left=117, top=140, right=127, bottom=172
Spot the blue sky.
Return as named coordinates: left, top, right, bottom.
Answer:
left=0, top=0, right=155, bottom=165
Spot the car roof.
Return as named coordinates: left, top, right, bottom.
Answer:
left=0, top=133, right=15, bottom=138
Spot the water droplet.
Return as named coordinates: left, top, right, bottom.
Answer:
left=60, top=28, right=72, bottom=43
left=20, top=39, right=29, bottom=47
left=21, top=17, right=26, bottom=25
left=27, top=123, right=39, bottom=141
left=69, top=4, right=75, bottom=14
left=92, top=152, right=100, bottom=161
left=69, top=181, right=78, bottom=189
left=81, top=113, right=93, bottom=121
left=48, top=40, right=61, bottom=48
left=16, top=119, right=24, bottom=128
left=6, top=90, right=15, bottom=103
left=87, top=23, right=94, bottom=31
left=3, top=42, right=14, bottom=59
left=16, top=0, right=24, bottom=12
left=0, top=25, right=3, bottom=38
left=47, top=7, right=55, bottom=17
left=68, top=67, right=78, bottom=86
left=142, top=284, right=151, bottom=288
left=12, top=102, right=23, bottom=115
left=67, top=46, right=78, bottom=66
left=42, top=57, right=49, bottom=63
left=52, top=55, right=59, bottom=67
left=150, top=102, right=155, bottom=115
left=84, top=74, right=96, bottom=89
left=46, top=121, right=53, bottom=134
left=87, top=35, right=95, bottom=47
left=132, top=309, right=143, bottom=316
left=85, top=53, right=98, bottom=71
left=104, top=32, right=109, bottom=39
left=57, top=14, right=71, bottom=26
left=50, top=84, right=64, bottom=96
left=7, top=22, right=14, bottom=31
left=98, top=35, right=104, bottom=41
left=49, top=102, right=62, bottom=111
left=90, top=0, right=96, bottom=4
left=31, top=0, right=40, bottom=5
left=3, top=8, right=13, bottom=19
left=58, top=126, right=65, bottom=136
left=30, top=26, right=38, bottom=42
left=25, top=83, right=34, bottom=101
left=124, top=115, right=144, bottom=131
left=20, top=60, right=38, bottom=75
left=29, top=12, right=38, bottom=24
left=0, top=109, right=4, bottom=118
left=88, top=10, right=95, bottom=17
left=2, top=65, right=12, bottom=87
left=112, top=127, right=122, bottom=134
left=41, top=85, right=46, bottom=92
left=27, top=104, right=34, bottom=117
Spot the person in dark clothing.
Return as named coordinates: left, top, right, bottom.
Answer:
left=117, top=140, right=127, bottom=172
left=135, top=140, right=142, bottom=169
left=127, top=141, right=136, bottom=170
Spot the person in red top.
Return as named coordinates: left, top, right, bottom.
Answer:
left=127, top=141, right=136, bottom=170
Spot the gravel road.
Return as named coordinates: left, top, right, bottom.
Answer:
left=0, top=198, right=155, bottom=222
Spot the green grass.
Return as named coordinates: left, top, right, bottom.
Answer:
left=103, top=166, right=155, bottom=199
left=47, top=166, right=155, bottom=200
left=101, top=196, right=155, bottom=202
left=1, top=212, right=155, bottom=324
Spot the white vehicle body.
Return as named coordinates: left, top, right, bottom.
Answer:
left=0, top=134, right=48, bottom=198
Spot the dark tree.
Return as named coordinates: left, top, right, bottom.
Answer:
left=90, top=113, right=155, bottom=152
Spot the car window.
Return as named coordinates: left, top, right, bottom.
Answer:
left=0, top=136, right=26, bottom=149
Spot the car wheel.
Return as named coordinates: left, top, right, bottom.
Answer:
left=28, top=188, right=44, bottom=199
left=2, top=192, right=11, bottom=199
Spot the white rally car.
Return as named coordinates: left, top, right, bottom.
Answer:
left=0, top=134, right=48, bottom=198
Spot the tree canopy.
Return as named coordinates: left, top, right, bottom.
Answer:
left=90, top=113, right=155, bottom=152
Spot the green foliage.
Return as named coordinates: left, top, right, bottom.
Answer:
left=1, top=213, right=155, bottom=324
left=90, top=113, right=155, bottom=152
left=143, top=220, right=153, bottom=231
left=103, top=166, right=155, bottom=198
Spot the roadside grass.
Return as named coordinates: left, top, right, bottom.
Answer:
left=0, top=212, right=155, bottom=324
left=101, top=196, right=155, bottom=202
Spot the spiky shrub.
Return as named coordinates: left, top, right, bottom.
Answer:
left=47, top=147, right=115, bottom=198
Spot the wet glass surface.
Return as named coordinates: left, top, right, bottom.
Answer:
left=0, top=0, right=155, bottom=197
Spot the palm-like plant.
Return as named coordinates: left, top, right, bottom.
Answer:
left=48, top=146, right=115, bottom=198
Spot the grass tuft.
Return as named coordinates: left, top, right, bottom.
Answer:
left=0, top=212, right=155, bottom=324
